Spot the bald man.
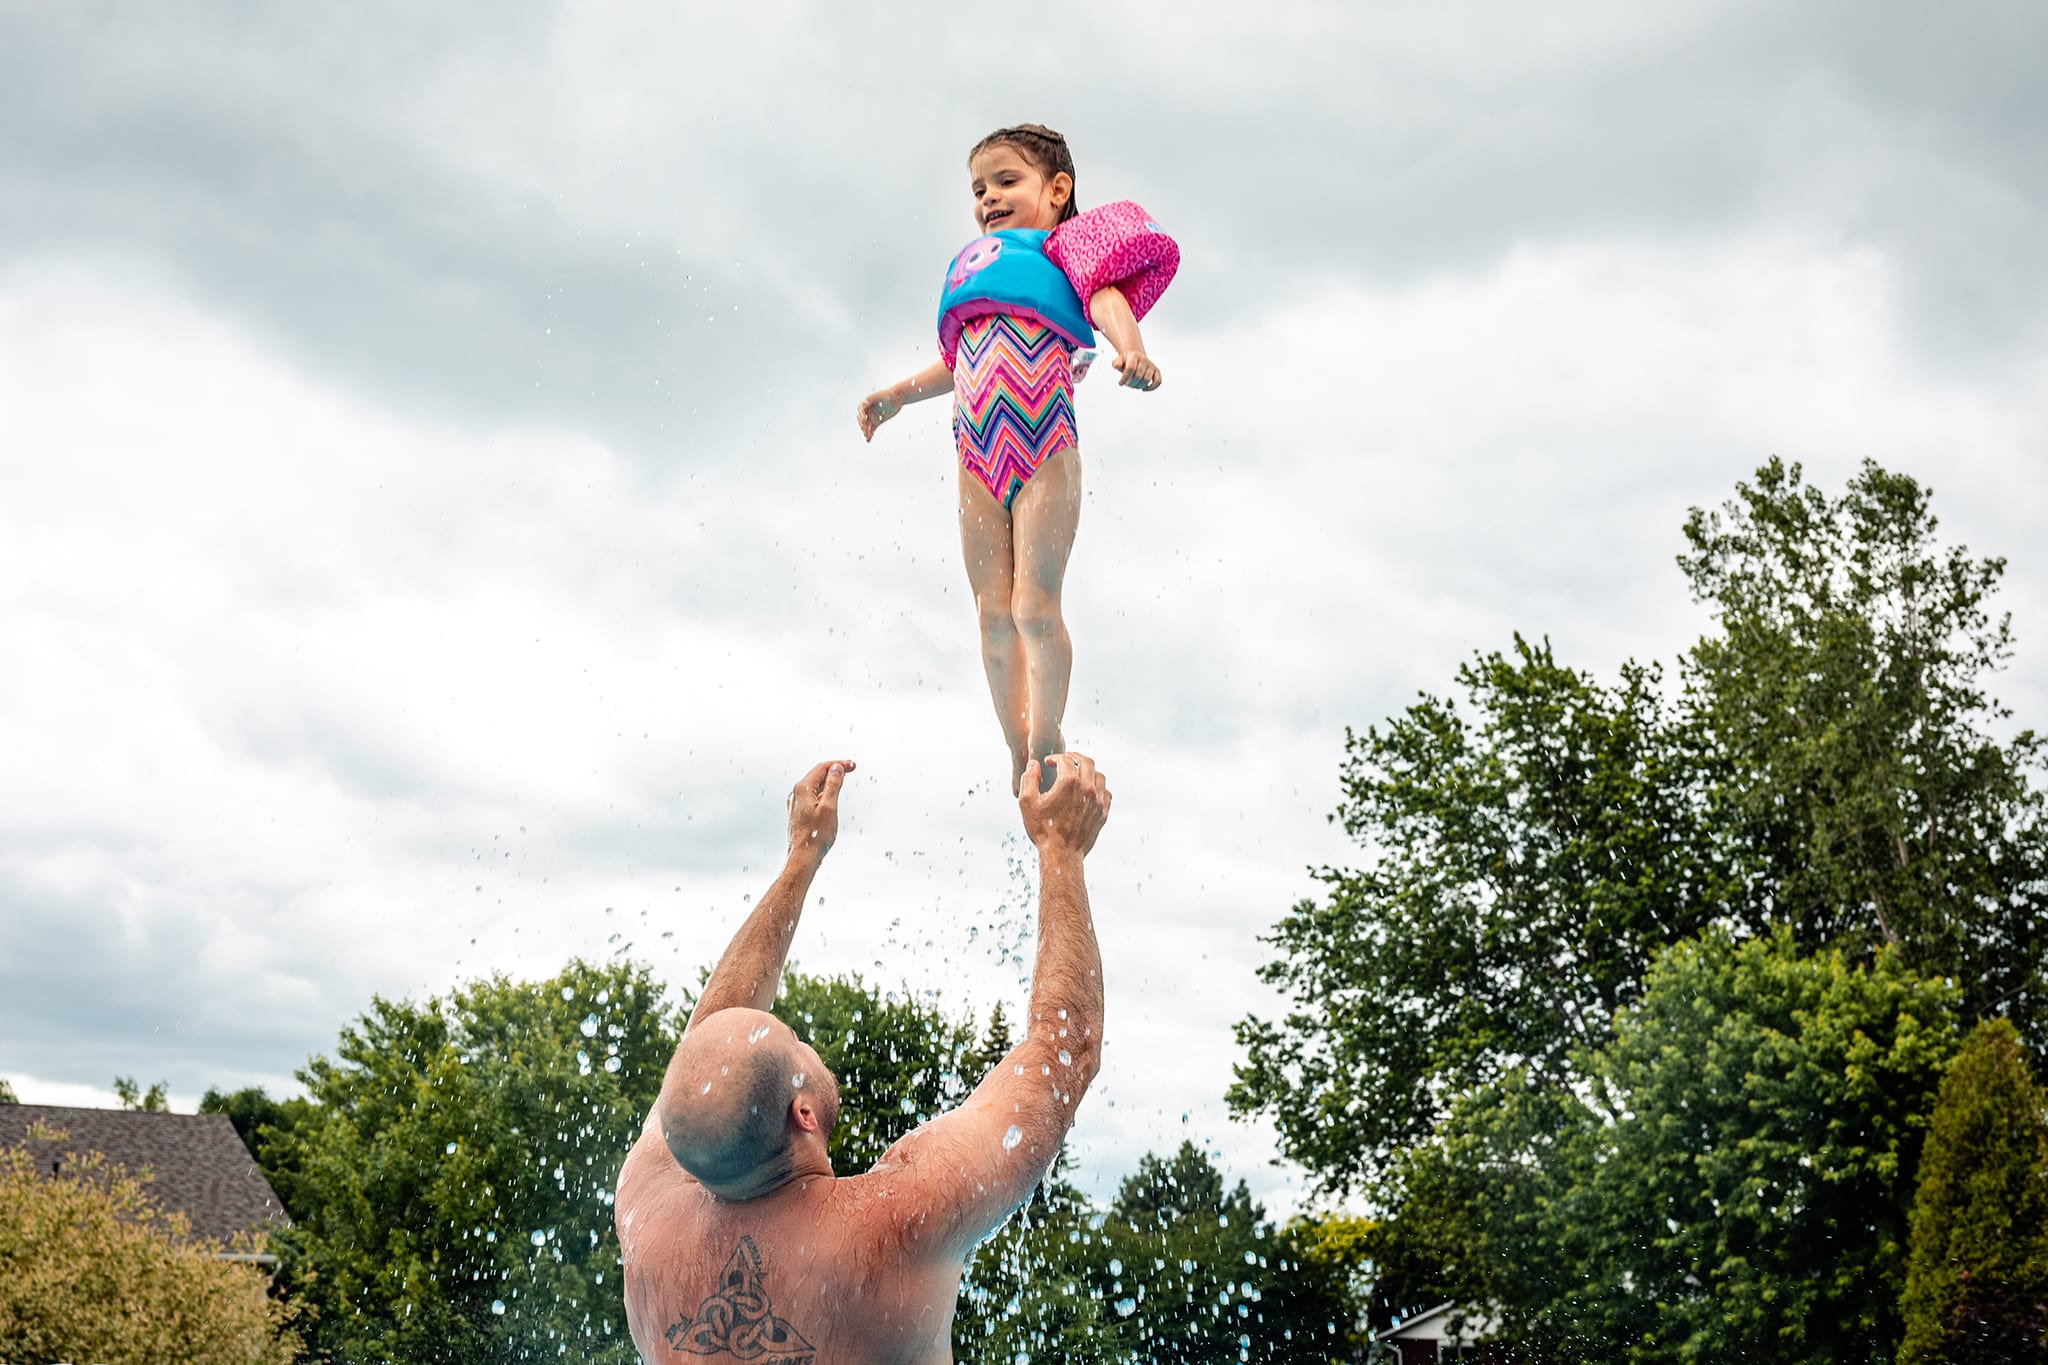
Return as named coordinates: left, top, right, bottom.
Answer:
left=614, top=753, right=1112, bottom=1363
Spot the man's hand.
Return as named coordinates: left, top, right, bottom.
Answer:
left=857, top=390, right=901, bottom=442
left=1019, top=752, right=1111, bottom=857
left=787, top=760, right=855, bottom=866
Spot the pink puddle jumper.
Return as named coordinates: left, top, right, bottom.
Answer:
left=1043, top=199, right=1180, bottom=326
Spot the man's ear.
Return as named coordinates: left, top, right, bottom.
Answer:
left=791, top=1094, right=820, bottom=1133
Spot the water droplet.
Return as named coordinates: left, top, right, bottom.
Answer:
left=581, top=1014, right=599, bottom=1037
left=1058, top=1049, right=1072, bottom=1066
left=604, top=1056, right=622, bottom=1073
left=491, top=1299, right=506, bottom=1315
left=747, top=1025, right=771, bottom=1044
left=1115, top=1297, right=1137, bottom=1317
left=1002, top=1124, right=1022, bottom=1151
left=1109, top=1258, right=1122, bottom=1274
left=792, top=1072, right=806, bottom=1089
left=560, top=987, right=575, bottom=1001
left=444, top=1142, right=457, bottom=1155
left=530, top=1230, right=547, bottom=1246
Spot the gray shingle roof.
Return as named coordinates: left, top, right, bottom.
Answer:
left=0, top=1105, right=290, bottom=1245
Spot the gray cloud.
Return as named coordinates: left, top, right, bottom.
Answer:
left=0, top=866, right=338, bottom=1097
left=3, top=0, right=2045, bottom=1215
left=7, top=0, right=2043, bottom=470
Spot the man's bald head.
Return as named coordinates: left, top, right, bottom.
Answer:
left=660, top=1009, right=839, bottom=1198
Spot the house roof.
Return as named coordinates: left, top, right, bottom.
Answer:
left=0, top=1105, right=290, bottom=1245
left=1374, top=1301, right=1500, bottom=1342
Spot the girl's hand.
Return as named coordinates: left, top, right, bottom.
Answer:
left=857, top=389, right=902, bottom=442
left=1112, top=350, right=1162, bottom=393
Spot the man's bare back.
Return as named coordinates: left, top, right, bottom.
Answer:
left=615, top=755, right=1112, bottom=1363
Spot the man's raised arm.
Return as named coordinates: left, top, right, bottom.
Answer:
left=683, top=759, right=853, bottom=1034
left=874, top=752, right=1111, bottom=1255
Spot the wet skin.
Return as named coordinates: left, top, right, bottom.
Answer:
left=615, top=756, right=1112, bottom=1363
left=855, top=140, right=1163, bottom=793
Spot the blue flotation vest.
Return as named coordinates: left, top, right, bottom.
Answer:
left=936, top=228, right=1094, bottom=368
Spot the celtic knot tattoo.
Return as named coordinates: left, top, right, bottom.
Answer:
left=664, top=1236, right=815, bottom=1362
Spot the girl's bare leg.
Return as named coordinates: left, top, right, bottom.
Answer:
left=1009, top=446, right=1083, bottom=787
left=957, top=466, right=1032, bottom=792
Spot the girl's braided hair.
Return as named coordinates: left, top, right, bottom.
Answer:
left=967, top=123, right=1080, bottom=224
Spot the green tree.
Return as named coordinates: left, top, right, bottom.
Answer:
left=1680, top=458, right=2048, bottom=1045
left=0, top=1078, right=16, bottom=1103
left=269, top=958, right=679, bottom=1365
left=1279, top=1213, right=1374, bottom=1360
left=0, top=1126, right=301, bottom=1364
left=198, top=1085, right=316, bottom=1216
left=1899, top=1019, right=2048, bottom=1363
left=1233, top=457, right=2047, bottom=1207
left=1231, top=637, right=1714, bottom=1193
left=958, top=1139, right=1360, bottom=1364
left=1407, top=931, right=1957, bottom=1363
left=770, top=970, right=977, bottom=1173
left=262, top=961, right=989, bottom=1364
left=112, top=1075, right=169, bottom=1111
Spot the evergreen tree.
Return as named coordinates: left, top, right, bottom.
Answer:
left=1899, top=1019, right=2048, bottom=1363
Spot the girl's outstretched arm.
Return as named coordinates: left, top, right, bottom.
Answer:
left=1088, top=287, right=1162, bottom=391
left=859, top=360, right=956, bottom=441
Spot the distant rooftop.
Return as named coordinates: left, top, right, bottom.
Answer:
left=0, top=1104, right=290, bottom=1246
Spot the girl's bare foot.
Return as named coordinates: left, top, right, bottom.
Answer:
left=1029, top=730, right=1066, bottom=793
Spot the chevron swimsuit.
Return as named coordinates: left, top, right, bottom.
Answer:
left=951, top=313, right=1077, bottom=510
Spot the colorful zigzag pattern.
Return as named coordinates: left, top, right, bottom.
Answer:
left=952, top=313, right=1077, bottom=510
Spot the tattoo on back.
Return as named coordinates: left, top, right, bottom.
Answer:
left=663, top=1236, right=815, bottom=1362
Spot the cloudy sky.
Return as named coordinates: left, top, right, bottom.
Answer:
left=4, top=0, right=2046, bottom=1214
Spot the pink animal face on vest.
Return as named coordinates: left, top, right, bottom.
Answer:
left=948, top=236, right=1003, bottom=288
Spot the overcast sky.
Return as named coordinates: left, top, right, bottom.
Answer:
left=4, top=0, right=2046, bottom=1215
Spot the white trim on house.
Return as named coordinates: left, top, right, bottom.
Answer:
left=1373, top=1300, right=1499, bottom=1343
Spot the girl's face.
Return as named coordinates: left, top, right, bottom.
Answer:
left=969, top=144, right=1071, bottom=233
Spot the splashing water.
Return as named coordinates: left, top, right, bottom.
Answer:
left=1001, top=1124, right=1023, bottom=1152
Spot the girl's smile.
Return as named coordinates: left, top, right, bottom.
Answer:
left=969, top=144, right=1070, bottom=233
